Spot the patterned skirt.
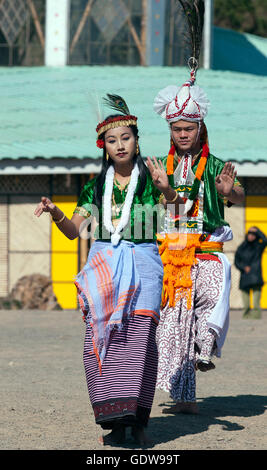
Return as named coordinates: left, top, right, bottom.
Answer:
left=84, top=314, right=158, bottom=429
left=156, top=258, right=224, bottom=402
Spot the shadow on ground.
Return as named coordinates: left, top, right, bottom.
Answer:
left=107, top=394, right=267, bottom=449
left=149, top=394, right=267, bottom=446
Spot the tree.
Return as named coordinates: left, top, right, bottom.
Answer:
left=214, top=0, right=267, bottom=37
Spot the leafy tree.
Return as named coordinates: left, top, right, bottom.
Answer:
left=214, top=0, right=267, bottom=37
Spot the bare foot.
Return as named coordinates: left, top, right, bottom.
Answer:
left=162, top=402, right=199, bottom=414
left=131, top=426, right=153, bottom=447
left=98, top=425, right=126, bottom=446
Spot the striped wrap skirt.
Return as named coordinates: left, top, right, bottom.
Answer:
left=77, top=241, right=163, bottom=429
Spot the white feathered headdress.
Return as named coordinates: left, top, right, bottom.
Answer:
left=154, top=0, right=209, bottom=124
left=153, top=81, right=209, bottom=123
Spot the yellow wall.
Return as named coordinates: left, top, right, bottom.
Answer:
left=245, top=196, right=267, bottom=308
left=51, top=196, right=78, bottom=309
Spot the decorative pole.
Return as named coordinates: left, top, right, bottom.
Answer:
left=146, top=0, right=166, bottom=66
left=45, top=0, right=70, bottom=66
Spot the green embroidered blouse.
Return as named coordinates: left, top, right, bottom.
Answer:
left=73, top=173, right=163, bottom=243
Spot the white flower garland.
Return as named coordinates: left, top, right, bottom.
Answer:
left=103, top=163, right=139, bottom=246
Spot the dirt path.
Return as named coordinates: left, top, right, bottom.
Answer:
left=1, top=309, right=266, bottom=451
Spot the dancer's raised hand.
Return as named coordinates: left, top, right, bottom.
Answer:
left=147, top=156, right=169, bottom=192
left=215, top=162, right=237, bottom=197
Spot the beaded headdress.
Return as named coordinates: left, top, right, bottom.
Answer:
left=96, top=94, right=137, bottom=148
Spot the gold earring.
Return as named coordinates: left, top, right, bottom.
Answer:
left=106, top=151, right=109, bottom=161
left=136, top=141, right=139, bottom=155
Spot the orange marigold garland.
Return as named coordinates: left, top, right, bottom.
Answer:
left=157, top=233, right=223, bottom=310
left=157, top=233, right=202, bottom=310
left=166, top=144, right=176, bottom=175
left=195, top=143, right=209, bottom=180
left=166, top=142, right=209, bottom=200
left=158, top=136, right=211, bottom=310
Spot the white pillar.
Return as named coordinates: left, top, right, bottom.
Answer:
left=203, top=0, right=214, bottom=69
left=45, top=0, right=70, bottom=66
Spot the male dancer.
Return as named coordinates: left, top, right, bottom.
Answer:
left=152, top=72, right=244, bottom=414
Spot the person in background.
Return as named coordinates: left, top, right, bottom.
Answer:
left=234, top=226, right=267, bottom=319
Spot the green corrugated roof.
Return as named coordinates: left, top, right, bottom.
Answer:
left=1, top=65, right=267, bottom=163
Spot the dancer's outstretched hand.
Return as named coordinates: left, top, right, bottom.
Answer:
left=147, top=156, right=169, bottom=192
left=215, top=162, right=237, bottom=197
left=34, top=197, right=56, bottom=217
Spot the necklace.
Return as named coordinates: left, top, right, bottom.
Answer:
left=112, top=192, right=125, bottom=217
left=103, top=164, right=139, bottom=246
left=114, top=176, right=130, bottom=192
left=112, top=177, right=130, bottom=217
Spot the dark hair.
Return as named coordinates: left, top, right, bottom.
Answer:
left=93, top=115, right=148, bottom=208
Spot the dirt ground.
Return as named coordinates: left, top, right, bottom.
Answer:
left=1, top=308, right=266, bottom=452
